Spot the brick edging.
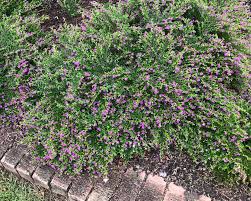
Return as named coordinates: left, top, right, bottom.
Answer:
left=0, top=144, right=212, bottom=201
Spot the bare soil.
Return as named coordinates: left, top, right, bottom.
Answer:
left=128, top=149, right=251, bottom=201
left=38, top=0, right=118, bottom=31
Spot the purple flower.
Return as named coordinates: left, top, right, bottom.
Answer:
left=76, top=145, right=81, bottom=151
left=65, top=148, right=70, bottom=154
left=165, top=25, right=171, bottom=30
left=224, top=52, right=230, bottom=57
left=92, top=84, right=97, bottom=92
left=156, top=119, right=161, bottom=128
left=177, top=106, right=184, bottom=111
left=102, top=109, right=109, bottom=117
left=71, top=152, right=77, bottom=158
left=133, top=101, right=138, bottom=109
left=22, top=68, right=30, bottom=75
left=174, top=89, right=182, bottom=96
left=35, top=157, right=41, bottom=161
left=73, top=61, right=80, bottom=69
left=152, top=87, right=159, bottom=95
left=81, top=24, right=87, bottom=32
left=230, top=136, right=237, bottom=143
left=84, top=72, right=91, bottom=77
left=78, top=129, right=86, bottom=136
left=43, top=154, right=52, bottom=160
left=174, top=67, right=180, bottom=73
left=18, top=85, right=27, bottom=94
left=139, top=122, right=145, bottom=129
left=18, top=60, right=28, bottom=69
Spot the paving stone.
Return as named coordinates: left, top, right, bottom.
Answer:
left=198, top=195, right=211, bottom=201
left=163, top=182, right=186, bottom=201
left=0, top=144, right=10, bottom=167
left=136, top=173, right=166, bottom=201
left=0, top=144, right=27, bottom=175
left=87, top=171, right=123, bottom=201
left=68, top=174, right=94, bottom=201
left=110, top=168, right=146, bottom=201
left=32, top=165, right=55, bottom=189
left=16, top=154, right=38, bottom=183
left=51, top=173, right=72, bottom=196
left=185, top=191, right=200, bottom=201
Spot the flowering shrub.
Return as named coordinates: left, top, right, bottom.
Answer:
left=2, top=0, right=250, bottom=183
left=0, top=13, right=49, bottom=128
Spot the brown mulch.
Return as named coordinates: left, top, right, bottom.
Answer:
left=0, top=127, right=20, bottom=147
left=128, top=149, right=251, bottom=201
left=37, top=0, right=118, bottom=31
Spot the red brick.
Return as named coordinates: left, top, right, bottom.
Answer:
left=136, top=173, right=166, bottom=201
left=198, top=195, right=211, bottom=201
left=68, top=175, right=93, bottom=201
left=88, top=171, right=124, bottom=201
left=164, top=182, right=186, bottom=201
left=145, top=174, right=166, bottom=194
left=110, top=168, right=146, bottom=201
left=51, top=174, right=72, bottom=196
left=0, top=145, right=28, bottom=175
left=32, top=165, right=55, bottom=189
left=16, top=154, right=38, bottom=183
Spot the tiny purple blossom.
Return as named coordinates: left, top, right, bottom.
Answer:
left=224, top=51, right=230, bottom=57
left=18, top=60, right=28, bottom=69
left=139, top=122, right=145, bottom=129
left=84, top=72, right=91, bottom=77
left=174, top=67, right=180, bottom=73
left=230, top=136, right=237, bottom=143
left=165, top=25, right=171, bottom=30
left=81, top=24, right=87, bottom=32
left=156, top=119, right=161, bottom=128
left=22, top=68, right=30, bottom=75
left=92, top=84, right=97, bottom=92
left=73, top=61, right=80, bottom=69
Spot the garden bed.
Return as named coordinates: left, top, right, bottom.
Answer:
left=0, top=0, right=251, bottom=200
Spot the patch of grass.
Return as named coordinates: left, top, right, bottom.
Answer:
left=0, top=170, right=43, bottom=201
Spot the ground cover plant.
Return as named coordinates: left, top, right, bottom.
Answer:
left=0, top=10, right=49, bottom=129
left=0, top=0, right=250, bottom=184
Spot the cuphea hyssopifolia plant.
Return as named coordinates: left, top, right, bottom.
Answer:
left=0, top=13, right=49, bottom=129
left=22, top=0, right=250, bottom=182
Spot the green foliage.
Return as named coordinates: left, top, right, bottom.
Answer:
left=20, top=0, right=251, bottom=183
left=0, top=170, right=43, bottom=201
left=0, top=0, right=250, bottom=184
left=0, top=0, right=43, bottom=18
left=0, top=12, right=49, bottom=127
left=57, top=0, right=80, bottom=16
